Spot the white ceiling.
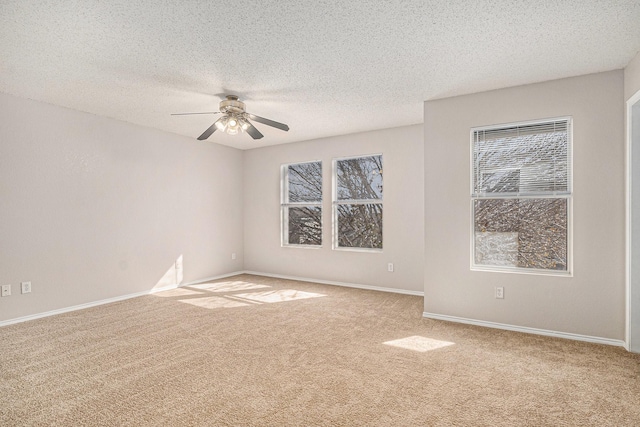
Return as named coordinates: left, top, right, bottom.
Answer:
left=1, top=1, right=640, bottom=150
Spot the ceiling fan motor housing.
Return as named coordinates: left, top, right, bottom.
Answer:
left=219, top=95, right=246, bottom=115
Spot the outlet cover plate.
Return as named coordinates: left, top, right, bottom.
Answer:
left=21, top=281, right=32, bottom=294
left=1, top=284, right=11, bottom=297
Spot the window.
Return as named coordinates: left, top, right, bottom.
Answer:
left=471, top=118, right=572, bottom=273
left=333, top=155, right=383, bottom=250
left=281, top=161, right=322, bottom=246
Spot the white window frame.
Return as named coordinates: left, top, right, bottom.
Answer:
left=470, top=117, right=573, bottom=276
left=281, top=160, right=323, bottom=248
left=332, top=154, right=383, bottom=252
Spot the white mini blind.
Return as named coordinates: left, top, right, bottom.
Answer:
left=472, top=119, right=571, bottom=197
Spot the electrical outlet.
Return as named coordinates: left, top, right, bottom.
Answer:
left=231, top=253, right=237, bottom=260
left=21, top=281, right=31, bottom=294
left=388, top=263, right=394, bottom=272
left=495, top=287, right=504, bottom=299
left=1, top=285, right=11, bottom=297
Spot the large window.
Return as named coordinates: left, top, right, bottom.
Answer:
left=471, top=118, right=572, bottom=273
left=333, top=155, right=383, bottom=250
left=281, top=161, right=322, bottom=247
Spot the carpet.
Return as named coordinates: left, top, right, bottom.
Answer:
left=1, top=274, right=639, bottom=426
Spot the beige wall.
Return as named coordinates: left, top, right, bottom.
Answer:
left=625, top=50, right=640, bottom=101
left=0, top=93, right=244, bottom=322
left=243, top=125, right=424, bottom=293
left=424, top=71, right=625, bottom=340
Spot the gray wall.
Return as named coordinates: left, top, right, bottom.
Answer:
left=424, top=70, right=625, bottom=340
left=626, top=50, right=640, bottom=351
left=243, top=125, right=424, bottom=293
left=0, top=93, right=244, bottom=322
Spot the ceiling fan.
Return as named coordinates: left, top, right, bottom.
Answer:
left=172, top=95, right=289, bottom=140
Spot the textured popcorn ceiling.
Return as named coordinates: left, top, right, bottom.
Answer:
left=1, top=1, right=640, bottom=149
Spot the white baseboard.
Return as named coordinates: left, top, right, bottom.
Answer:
left=180, top=271, right=246, bottom=287
left=423, top=311, right=625, bottom=348
left=243, top=270, right=424, bottom=296
left=0, top=271, right=245, bottom=328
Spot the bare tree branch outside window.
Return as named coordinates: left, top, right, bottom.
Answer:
left=335, top=155, right=383, bottom=249
left=472, top=119, right=571, bottom=272
left=282, top=161, right=322, bottom=246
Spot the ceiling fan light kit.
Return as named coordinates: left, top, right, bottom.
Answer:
left=172, top=95, right=289, bottom=141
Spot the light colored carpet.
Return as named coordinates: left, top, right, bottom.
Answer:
left=1, top=274, right=639, bottom=426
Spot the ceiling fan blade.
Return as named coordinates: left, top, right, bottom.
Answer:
left=245, top=122, right=264, bottom=139
left=197, top=117, right=224, bottom=140
left=247, top=113, right=289, bottom=132
left=171, top=111, right=220, bottom=116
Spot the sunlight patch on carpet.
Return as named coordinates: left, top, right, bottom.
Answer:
left=383, top=336, right=455, bottom=352
left=233, top=289, right=326, bottom=303
left=190, top=281, right=271, bottom=293
left=178, top=296, right=250, bottom=309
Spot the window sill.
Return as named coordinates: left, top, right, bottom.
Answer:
left=332, top=246, right=383, bottom=254
left=282, top=244, right=322, bottom=250
left=470, top=265, right=572, bottom=277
